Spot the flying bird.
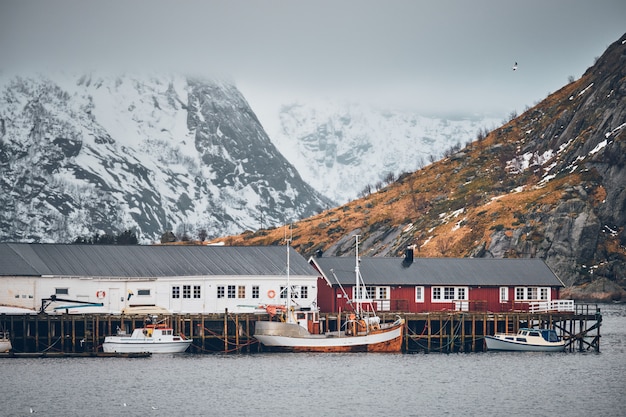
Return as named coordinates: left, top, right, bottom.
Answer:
left=512, top=62, right=518, bottom=71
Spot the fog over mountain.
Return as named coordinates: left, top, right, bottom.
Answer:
left=266, top=101, right=502, bottom=204
left=0, top=69, right=500, bottom=243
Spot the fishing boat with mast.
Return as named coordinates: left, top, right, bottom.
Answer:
left=253, top=235, right=405, bottom=352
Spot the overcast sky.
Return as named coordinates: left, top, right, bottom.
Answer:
left=1, top=0, right=625, bottom=123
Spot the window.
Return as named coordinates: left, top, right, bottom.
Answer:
left=252, top=286, right=259, bottom=299
left=183, top=285, right=191, bottom=299
left=280, top=286, right=287, bottom=299
left=300, top=286, right=308, bottom=299
left=500, top=287, right=508, bottom=302
left=137, top=289, right=150, bottom=296
left=172, top=286, right=180, bottom=299
left=227, top=285, right=236, bottom=299
left=515, top=287, right=550, bottom=301
left=366, top=286, right=376, bottom=299
left=193, top=285, right=201, bottom=299
left=378, top=287, right=388, bottom=299
left=432, top=287, right=468, bottom=302
left=415, top=286, right=424, bottom=303
left=217, top=286, right=225, bottom=299
left=290, top=285, right=299, bottom=298
left=55, top=288, right=69, bottom=295
left=238, top=285, right=245, bottom=299
left=432, top=287, right=441, bottom=300
left=457, top=287, right=466, bottom=300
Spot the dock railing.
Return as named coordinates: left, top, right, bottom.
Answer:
left=528, top=299, right=575, bottom=313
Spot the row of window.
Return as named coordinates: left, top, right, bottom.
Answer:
left=170, top=285, right=310, bottom=300
left=413, top=286, right=466, bottom=303
left=51, top=285, right=549, bottom=302
left=414, top=286, right=551, bottom=302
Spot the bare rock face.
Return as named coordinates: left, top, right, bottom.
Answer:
left=0, top=73, right=331, bottom=243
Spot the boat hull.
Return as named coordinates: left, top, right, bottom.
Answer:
left=254, top=319, right=404, bottom=353
left=485, top=335, right=565, bottom=352
left=0, top=340, right=11, bottom=353
left=102, top=338, right=192, bottom=353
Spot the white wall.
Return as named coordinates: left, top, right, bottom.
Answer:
left=0, top=274, right=318, bottom=314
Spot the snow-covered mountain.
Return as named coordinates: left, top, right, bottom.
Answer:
left=0, top=72, right=331, bottom=243
left=265, top=101, right=503, bottom=204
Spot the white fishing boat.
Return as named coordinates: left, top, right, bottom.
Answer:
left=0, top=330, right=12, bottom=353
left=102, top=317, right=192, bottom=353
left=254, top=235, right=405, bottom=352
left=485, top=328, right=566, bottom=352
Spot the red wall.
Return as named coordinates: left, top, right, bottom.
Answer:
left=316, top=283, right=562, bottom=313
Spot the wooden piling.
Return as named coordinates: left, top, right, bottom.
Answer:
left=0, top=306, right=603, bottom=354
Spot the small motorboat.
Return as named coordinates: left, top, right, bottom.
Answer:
left=103, top=317, right=192, bottom=353
left=0, top=330, right=12, bottom=353
left=485, top=328, right=565, bottom=352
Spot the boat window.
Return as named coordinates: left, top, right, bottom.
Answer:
left=137, top=289, right=150, bottom=296
left=542, top=330, right=559, bottom=342
left=505, top=337, right=514, bottom=341
left=296, top=313, right=305, bottom=320
left=55, top=288, right=69, bottom=295
left=529, top=331, right=540, bottom=337
left=516, top=338, right=527, bottom=342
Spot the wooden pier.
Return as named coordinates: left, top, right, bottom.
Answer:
left=0, top=304, right=601, bottom=354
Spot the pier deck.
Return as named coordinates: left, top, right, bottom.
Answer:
left=0, top=304, right=601, bottom=354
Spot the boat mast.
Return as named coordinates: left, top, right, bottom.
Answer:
left=354, top=235, right=361, bottom=318
left=285, top=225, right=292, bottom=323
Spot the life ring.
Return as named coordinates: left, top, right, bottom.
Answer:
left=96, top=290, right=106, bottom=299
left=267, top=290, right=276, bottom=299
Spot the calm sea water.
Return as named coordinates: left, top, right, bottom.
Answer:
left=3, top=303, right=625, bottom=417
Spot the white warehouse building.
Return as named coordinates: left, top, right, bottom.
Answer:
left=0, top=243, right=319, bottom=315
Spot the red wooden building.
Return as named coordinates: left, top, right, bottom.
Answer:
left=309, top=248, right=566, bottom=313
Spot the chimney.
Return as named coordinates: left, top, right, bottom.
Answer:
left=402, top=246, right=414, bottom=267
left=315, top=249, right=324, bottom=258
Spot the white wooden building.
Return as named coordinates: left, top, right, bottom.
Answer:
left=0, top=243, right=318, bottom=314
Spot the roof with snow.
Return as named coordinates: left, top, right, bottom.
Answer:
left=0, top=243, right=316, bottom=278
left=310, top=255, right=564, bottom=287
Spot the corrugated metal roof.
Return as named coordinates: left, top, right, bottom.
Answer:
left=311, top=256, right=563, bottom=287
left=0, top=243, right=316, bottom=278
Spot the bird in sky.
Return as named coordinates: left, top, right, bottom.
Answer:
left=512, top=62, right=518, bottom=71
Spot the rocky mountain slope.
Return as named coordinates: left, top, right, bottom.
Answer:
left=267, top=102, right=502, bottom=204
left=0, top=73, right=331, bottom=243
left=214, top=33, right=626, bottom=300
